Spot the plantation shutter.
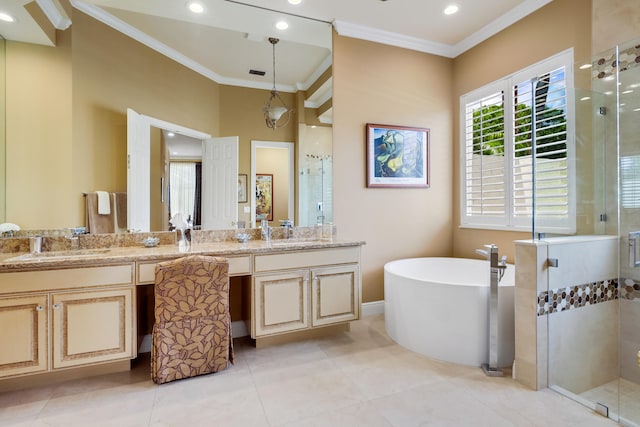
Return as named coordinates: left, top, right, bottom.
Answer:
left=511, top=61, right=574, bottom=232
left=461, top=84, right=507, bottom=227
left=460, top=49, right=575, bottom=232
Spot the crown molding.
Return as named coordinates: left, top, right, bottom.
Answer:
left=334, top=0, right=552, bottom=59
left=333, top=19, right=454, bottom=58
left=71, top=0, right=299, bottom=92
left=37, top=0, right=71, bottom=30
left=451, top=0, right=553, bottom=57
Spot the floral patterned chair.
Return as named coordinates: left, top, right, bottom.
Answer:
left=151, top=255, right=234, bottom=384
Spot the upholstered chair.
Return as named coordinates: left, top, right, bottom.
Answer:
left=151, top=255, right=234, bottom=384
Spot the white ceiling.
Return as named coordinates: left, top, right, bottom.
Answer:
left=1, top=0, right=552, bottom=91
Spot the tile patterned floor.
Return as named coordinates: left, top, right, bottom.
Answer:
left=0, top=315, right=621, bottom=426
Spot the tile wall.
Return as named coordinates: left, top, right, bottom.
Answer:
left=515, top=236, right=619, bottom=391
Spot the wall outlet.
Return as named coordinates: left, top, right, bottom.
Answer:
left=243, top=206, right=250, bottom=213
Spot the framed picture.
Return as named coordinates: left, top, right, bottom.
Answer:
left=366, top=123, right=430, bottom=188
left=255, top=174, right=273, bottom=221
left=238, top=174, right=248, bottom=203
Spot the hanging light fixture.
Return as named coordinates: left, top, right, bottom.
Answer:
left=263, top=37, right=291, bottom=129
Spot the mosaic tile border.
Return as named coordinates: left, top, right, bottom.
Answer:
left=537, top=279, right=619, bottom=316
left=620, top=278, right=640, bottom=301
left=592, top=44, right=640, bottom=79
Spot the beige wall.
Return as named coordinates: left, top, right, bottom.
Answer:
left=6, top=35, right=73, bottom=228
left=593, top=0, right=640, bottom=54
left=451, top=0, right=593, bottom=263
left=333, top=36, right=454, bottom=302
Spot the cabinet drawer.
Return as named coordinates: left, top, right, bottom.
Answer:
left=254, top=247, right=360, bottom=273
left=137, top=255, right=251, bottom=284
left=0, top=265, right=134, bottom=294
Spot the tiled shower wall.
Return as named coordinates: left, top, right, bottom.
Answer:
left=515, top=236, right=619, bottom=391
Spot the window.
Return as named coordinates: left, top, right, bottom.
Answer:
left=460, top=49, right=575, bottom=233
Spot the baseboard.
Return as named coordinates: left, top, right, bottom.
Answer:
left=362, top=300, right=384, bottom=316
left=139, top=304, right=384, bottom=353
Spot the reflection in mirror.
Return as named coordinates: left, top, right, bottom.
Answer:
left=89, top=2, right=333, bottom=233
left=159, top=129, right=203, bottom=232
left=251, top=141, right=294, bottom=228
left=298, top=124, right=333, bottom=226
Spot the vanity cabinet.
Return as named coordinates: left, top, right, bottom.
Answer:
left=251, top=247, right=361, bottom=338
left=0, top=264, right=135, bottom=379
left=0, top=294, right=48, bottom=377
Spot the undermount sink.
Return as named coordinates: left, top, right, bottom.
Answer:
left=5, top=248, right=112, bottom=262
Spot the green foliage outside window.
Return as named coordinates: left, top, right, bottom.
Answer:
left=472, top=104, right=567, bottom=159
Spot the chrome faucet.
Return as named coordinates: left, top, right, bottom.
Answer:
left=475, top=243, right=507, bottom=377
left=475, top=244, right=507, bottom=282
left=261, top=219, right=271, bottom=242
left=281, top=219, right=294, bottom=239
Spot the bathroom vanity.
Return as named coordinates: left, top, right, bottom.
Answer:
left=0, top=238, right=363, bottom=383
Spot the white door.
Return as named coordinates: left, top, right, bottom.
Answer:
left=202, top=137, right=239, bottom=229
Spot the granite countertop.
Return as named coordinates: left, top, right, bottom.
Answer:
left=0, top=239, right=365, bottom=271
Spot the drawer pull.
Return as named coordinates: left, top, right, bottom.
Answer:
left=52, top=303, right=62, bottom=310
left=36, top=305, right=45, bottom=312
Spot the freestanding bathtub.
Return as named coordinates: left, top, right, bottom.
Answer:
left=384, top=257, right=515, bottom=368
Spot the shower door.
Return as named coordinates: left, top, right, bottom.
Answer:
left=545, top=38, right=640, bottom=426
left=616, top=38, right=640, bottom=427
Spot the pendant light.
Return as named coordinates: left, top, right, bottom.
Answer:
left=263, top=37, right=291, bottom=129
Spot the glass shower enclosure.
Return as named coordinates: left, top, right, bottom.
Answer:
left=543, top=38, right=640, bottom=426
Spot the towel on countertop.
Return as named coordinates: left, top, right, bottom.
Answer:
left=96, top=191, right=111, bottom=215
left=86, top=192, right=115, bottom=234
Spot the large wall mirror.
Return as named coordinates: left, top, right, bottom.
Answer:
left=2, top=1, right=332, bottom=233
left=88, top=0, right=333, bottom=232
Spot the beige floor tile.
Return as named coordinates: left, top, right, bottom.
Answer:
left=0, top=315, right=630, bottom=427
left=255, top=362, right=367, bottom=425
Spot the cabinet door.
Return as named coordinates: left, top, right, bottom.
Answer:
left=311, top=265, right=360, bottom=327
left=0, top=295, right=48, bottom=378
left=52, top=287, right=134, bottom=369
left=253, top=270, right=309, bottom=337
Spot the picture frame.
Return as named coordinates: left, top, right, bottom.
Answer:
left=366, top=123, right=430, bottom=188
left=237, top=174, right=248, bottom=203
left=255, top=174, right=273, bottom=221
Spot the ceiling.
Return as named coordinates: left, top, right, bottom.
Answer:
left=1, top=0, right=552, bottom=92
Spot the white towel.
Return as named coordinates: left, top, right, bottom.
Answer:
left=96, top=191, right=111, bottom=215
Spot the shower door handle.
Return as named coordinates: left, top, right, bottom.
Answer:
left=629, top=232, right=640, bottom=268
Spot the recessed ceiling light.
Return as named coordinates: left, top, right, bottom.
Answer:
left=276, top=20, right=288, bottom=30
left=187, top=2, right=205, bottom=14
left=0, top=12, right=15, bottom=22
left=444, top=5, right=459, bottom=15
left=288, top=0, right=302, bottom=4
left=167, top=132, right=175, bottom=137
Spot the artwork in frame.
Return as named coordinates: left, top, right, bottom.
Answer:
left=366, top=123, right=430, bottom=188
left=255, top=174, right=273, bottom=221
left=237, top=174, right=248, bottom=203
